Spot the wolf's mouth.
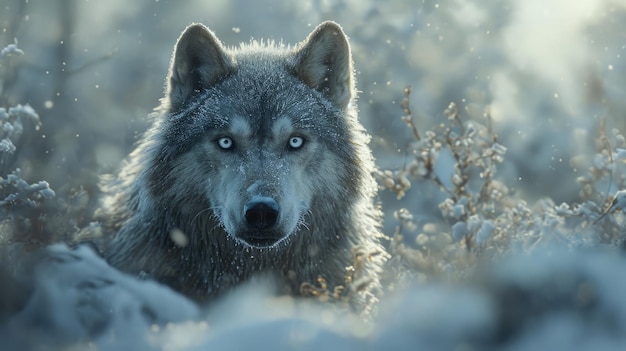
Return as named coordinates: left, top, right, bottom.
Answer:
left=239, top=231, right=284, bottom=248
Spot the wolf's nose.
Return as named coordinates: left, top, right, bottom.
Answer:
left=244, top=198, right=279, bottom=230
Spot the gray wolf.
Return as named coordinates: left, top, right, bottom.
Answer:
left=95, top=21, right=387, bottom=310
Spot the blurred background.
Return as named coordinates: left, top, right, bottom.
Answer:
left=1, top=0, right=625, bottom=236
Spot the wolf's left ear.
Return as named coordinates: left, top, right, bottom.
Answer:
left=293, top=21, right=354, bottom=110
left=165, top=24, right=235, bottom=110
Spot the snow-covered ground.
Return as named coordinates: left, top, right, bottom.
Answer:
left=3, top=244, right=626, bottom=350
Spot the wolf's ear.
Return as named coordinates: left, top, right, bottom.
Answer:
left=165, top=24, right=234, bottom=110
left=293, top=21, right=354, bottom=110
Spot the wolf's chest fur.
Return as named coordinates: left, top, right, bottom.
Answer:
left=96, top=21, right=386, bottom=309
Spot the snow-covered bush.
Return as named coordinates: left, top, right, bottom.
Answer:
left=0, top=42, right=55, bottom=243
left=377, top=87, right=626, bottom=285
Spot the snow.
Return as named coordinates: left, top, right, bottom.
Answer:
left=0, top=43, right=24, bottom=58
left=1, top=245, right=199, bottom=350
left=4, top=244, right=626, bottom=350
left=0, top=139, right=16, bottom=153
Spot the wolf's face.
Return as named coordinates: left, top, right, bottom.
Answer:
left=147, top=22, right=360, bottom=249
left=202, top=114, right=318, bottom=247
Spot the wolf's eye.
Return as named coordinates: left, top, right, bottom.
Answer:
left=217, top=137, right=233, bottom=150
left=288, top=136, right=304, bottom=149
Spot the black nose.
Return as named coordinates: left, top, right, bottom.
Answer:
left=244, top=198, right=279, bottom=230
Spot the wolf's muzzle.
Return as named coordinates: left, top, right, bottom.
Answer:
left=240, top=197, right=282, bottom=247
left=244, top=198, right=279, bottom=230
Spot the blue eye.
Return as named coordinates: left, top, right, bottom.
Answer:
left=288, top=136, right=304, bottom=149
left=217, top=136, right=233, bottom=149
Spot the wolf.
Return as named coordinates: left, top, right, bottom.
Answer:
left=95, top=21, right=387, bottom=310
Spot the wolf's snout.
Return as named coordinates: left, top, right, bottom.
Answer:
left=244, top=198, right=280, bottom=230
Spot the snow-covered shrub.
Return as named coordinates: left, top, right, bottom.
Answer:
left=377, top=87, right=626, bottom=284
left=0, top=42, right=55, bottom=244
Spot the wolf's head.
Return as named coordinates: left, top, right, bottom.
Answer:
left=143, top=22, right=370, bottom=249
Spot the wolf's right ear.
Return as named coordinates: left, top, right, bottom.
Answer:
left=165, top=24, right=234, bottom=110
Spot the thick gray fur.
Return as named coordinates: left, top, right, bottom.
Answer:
left=95, top=21, right=387, bottom=310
